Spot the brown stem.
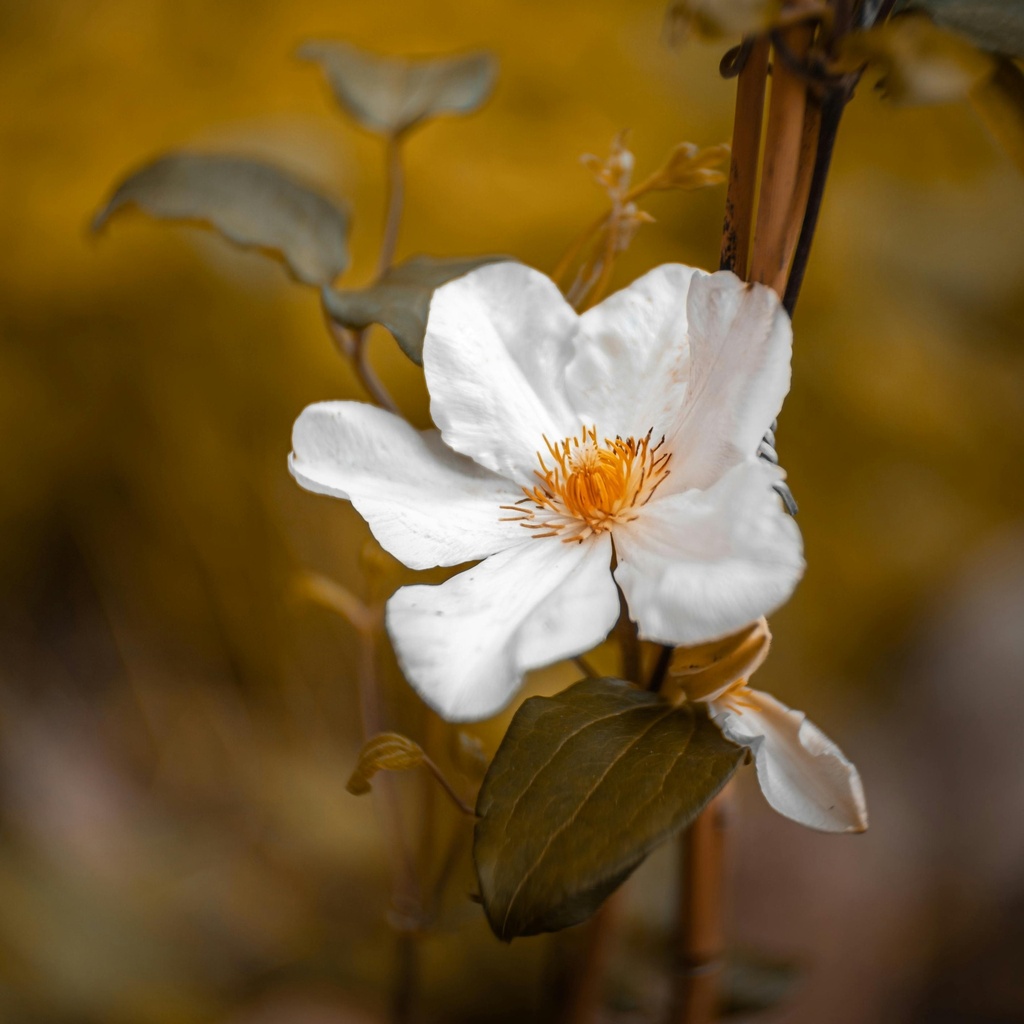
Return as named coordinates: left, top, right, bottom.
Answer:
left=553, top=209, right=610, bottom=285
left=422, top=754, right=477, bottom=817
left=720, top=36, right=770, bottom=275
left=780, top=91, right=822, bottom=290
left=564, top=893, right=622, bottom=1024
left=669, top=792, right=730, bottom=1024
left=391, top=931, right=418, bottom=1024
left=582, top=203, right=622, bottom=310
left=322, top=304, right=402, bottom=414
left=749, top=17, right=816, bottom=295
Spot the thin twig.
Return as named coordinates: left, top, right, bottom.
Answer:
left=783, top=84, right=850, bottom=317
left=565, top=893, right=622, bottom=1024
left=355, top=330, right=402, bottom=414
left=553, top=209, right=610, bottom=285
left=669, top=792, right=730, bottom=1024
left=422, top=754, right=477, bottom=817
left=582, top=202, right=622, bottom=309
left=322, top=301, right=402, bottom=413
left=378, top=133, right=405, bottom=277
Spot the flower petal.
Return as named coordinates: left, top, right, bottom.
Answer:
left=423, top=261, right=579, bottom=482
left=613, top=460, right=804, bottom=645
left=290, top=401, right=523, bottom=570
left=386, top=534, right=619, bottom=721
left=708, top=688, right=868, bottom=833
left=668, top=271, right=792, bottom=491
left=565, top=264, right=703, bottom=440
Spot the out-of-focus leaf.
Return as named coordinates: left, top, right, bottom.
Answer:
left=346, top=733, right=425, bottom=795
left=93, top=153, right=351, bottom=286
left=322, top=255, right=509, bottom=364
left=970, top=57, right=1024, bottom=174
left=666, top=0, right=781, bottom=41
left=299, top=41, right=497, bottom=136
left=473, top=678, right=742, bottom=941
left=898, top=1, right=1024, bottom=58
left=843, top=13, right=995, bottom=105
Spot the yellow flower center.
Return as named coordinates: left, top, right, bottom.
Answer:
left=501, top=426, right=670, bottom=543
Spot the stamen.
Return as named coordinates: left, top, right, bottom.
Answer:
left=506, top=424, right=671, bottom=542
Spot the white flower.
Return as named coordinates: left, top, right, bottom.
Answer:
left=669, top=619, right=868, bottom=833
left=290, top=262, right=804, bottom=722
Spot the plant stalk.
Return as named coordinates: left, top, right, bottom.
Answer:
left=749, top=18, right=816, bottom=293
left=669, top=792, right=729, bottom=1024
left=379, top=133, right=405, bottom=277
left=720, top=36, right=770, bottom=275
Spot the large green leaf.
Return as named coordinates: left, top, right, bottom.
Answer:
left=473, top=678, right=743, bottom=941
left=322, top=254, right=508, bottom=363
left=299, top=41, right=497, bottom=136
left=93, top=153, right=351, bottom=286
left=899, top=1, right=1024, bottom=58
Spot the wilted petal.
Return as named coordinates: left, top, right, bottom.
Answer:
left=566, top=264, right=701, bottom=440
left=709, top=687, right=868, bottom=833
left=668, top=272, right=792, bottom=491
left=613, top=460, right=804, bottom=646
left=386, top=534, right=619, bottom=722
left=423, top=262, right=579, bottom=482
left=290, top=401, right=523, bottom=570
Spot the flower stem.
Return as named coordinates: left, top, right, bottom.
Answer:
left=669, top=792, right=729, bottom=1024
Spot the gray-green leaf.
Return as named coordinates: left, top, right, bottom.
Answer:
left=93, top=153, right=351, bottom=286
left=473, top=678, right=743, bottom=941
left=899, top=1, right=1024, bottom=58
left=299, top=41, right=497, bottom=136
left=322, top=255, right=509, bottom=363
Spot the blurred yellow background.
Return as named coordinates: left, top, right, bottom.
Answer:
left=2, top=1, right=1024, bottom=1021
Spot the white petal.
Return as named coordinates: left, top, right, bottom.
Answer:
left=566, top=264, right=703, bottom=439
left=423, top=262, right=579, bottom=482
left=290, top=401, right=524, bottom=570
left=613, top=460, right=804, bottom=645
left=708, top=688, right=868, bottom=833
left=386, top=534, right=619, bottom=722
left=668, top=271, right=792, bottom=492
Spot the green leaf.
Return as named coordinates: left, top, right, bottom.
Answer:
left=346, top=732, right=425, bottom=795
left=842, top=14, right=995, bottom=106
left=898, top=1, right=1024, bottom=59
left=93, top=153, right=351, bottom=286
left=665, top=0, right=781, bottom=41
left=299, top=41, right=497, bottom=136
left=473, top=678, right=743, bottom=941
left=971, top=57, right=1024, bottom=175
left=322, top=255, right=509, bottom=363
